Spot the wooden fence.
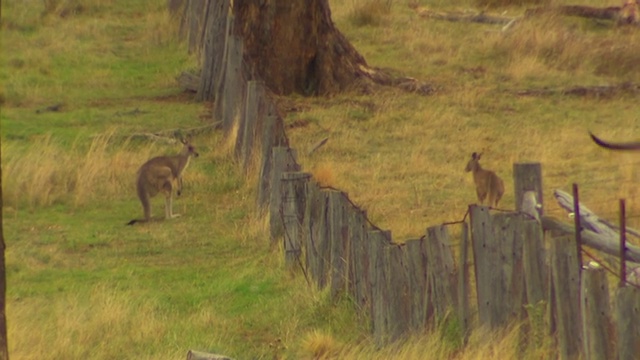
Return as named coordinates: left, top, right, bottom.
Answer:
left=175, top=2, right=640, bottom=358
left=220, top=81, right=640, bottom=360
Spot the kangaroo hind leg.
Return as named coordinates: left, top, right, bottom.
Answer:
left=162, top=180, right=180, bottom=220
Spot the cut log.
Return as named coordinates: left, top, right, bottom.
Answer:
left=541, top=216, right=640, bottom=264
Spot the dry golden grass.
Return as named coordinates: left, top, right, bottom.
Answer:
left=0, top=131, right=219, bottom=212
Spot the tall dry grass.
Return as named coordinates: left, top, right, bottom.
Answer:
left=1, top=132, right=181, bottom=209
left=493, top=15, right=640, bottom=82
left=8, top=284, right=182, bottom=360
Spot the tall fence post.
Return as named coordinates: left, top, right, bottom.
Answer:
left=304, top=187, right=330, bottom=289
left=405, top=237, right=428, bottom=332
left=349, top=208, right=370, bottom=315
left=458, top=222, right=471, bottom=341
left=580, top=266, right=613, bottom=360
left=551, top=235, right=583, bottom=359
left=387, top=243, right=411, bottom=341
left=368, top=230, right=392, bottom=346
left=615, top=286, right=640, bottom=360
left=470, top=205, right=508, bottom=328
left=281, top=172, right=311, bottom=270
left=269, top=147, right=300, bottom=243
left=256, top=107, right=288, bottom=210
left=513, top=162, right=543, bottom=217
left=237, top=80, right=266, bottom=170
left=328, top=191, right=349, bottom=300
left=425, top=225, right=457, bottom=322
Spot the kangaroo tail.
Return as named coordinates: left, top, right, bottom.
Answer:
left=127, top=219, right=139, bottom=226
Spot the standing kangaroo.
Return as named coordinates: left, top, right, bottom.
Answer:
left=127, top=138, right=199, bottom=225
left=590, top=132, right=640, bottom=151
left=465, top=152, right=505, bottom=207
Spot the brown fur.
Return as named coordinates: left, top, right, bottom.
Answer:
left=127, top=139, right=199, bottom=225
left=590, top=132, right=640, bottom=151
left=465, top=152, right=505, bottom=208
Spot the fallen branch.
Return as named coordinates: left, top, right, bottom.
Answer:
left=514, top=83, right=640, bottom=98
left=416, top=8, right=516, bottom=25
left=525, top=5, right=622, bottom=21
left=308, top=137, right=329, bottom=156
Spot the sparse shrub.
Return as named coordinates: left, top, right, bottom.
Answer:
left=348, top=0, right=392, bottom=27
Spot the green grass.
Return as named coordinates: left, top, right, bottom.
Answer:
left=2, top=0, right=640, bottom=359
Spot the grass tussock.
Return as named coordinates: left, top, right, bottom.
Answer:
left=347, top=0, right=393, bottom=27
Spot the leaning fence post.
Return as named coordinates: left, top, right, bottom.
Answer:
left=572, top=183, right=584, bottom=271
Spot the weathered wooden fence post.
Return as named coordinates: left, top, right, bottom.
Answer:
left=196, top=0, right=229, bottom=101
left=281, top=172, right=311, bottom=269
left=348, top=207, right=370, bottom=313
left=328, top=191, right=349, bottom=299
left=522, top=219, right=547, bottom=306
left=368, top=230, right=392, bottom=345
left=405, top=237, right=428, bottom=332
left=269, top=147, right=300, bottom=242
left=236, top=80, right=266, bottom=170
left=215, top=34, right=247, bottom=134
left=304, top=185, right=330, bottom=289
left=580, top=266, right=613, bottom=360
left=550, top=235, right=583, bottom=360
left=513, top=162, right=543, bottom=217
left=256, top=110, right=288, bottom=210
left=425, top=225, right=457, bottom=321
left=615, top=286, right=640, bottom=360
left=470, top=205, right=508, bottom=328
left=387, top=243, right=411, bottom=340
left=492, top=213, right=526, bottom=320
left=458, top=222, right=471, bottom=340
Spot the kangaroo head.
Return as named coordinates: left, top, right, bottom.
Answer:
left=179, top=137, right=200, bottom=158
left=465, top=152, right=482, bottom=172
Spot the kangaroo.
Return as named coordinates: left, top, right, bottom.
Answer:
left=127, top=138, right=199, bottom=225
left=590, top=132, right=640, bottom=151
left=465, top=152, right=505, bottom=207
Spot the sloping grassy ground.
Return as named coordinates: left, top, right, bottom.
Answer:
left=1, top=0, right=639, bottom=359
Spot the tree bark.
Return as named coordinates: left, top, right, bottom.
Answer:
left=174, top=0, right=425, bottom=100
left=233, top=0, right=374, bottom=96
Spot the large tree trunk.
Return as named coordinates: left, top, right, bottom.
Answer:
left=173, top=0, right=396, bottom=100
left=233, top=0, right=371, bottom=96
